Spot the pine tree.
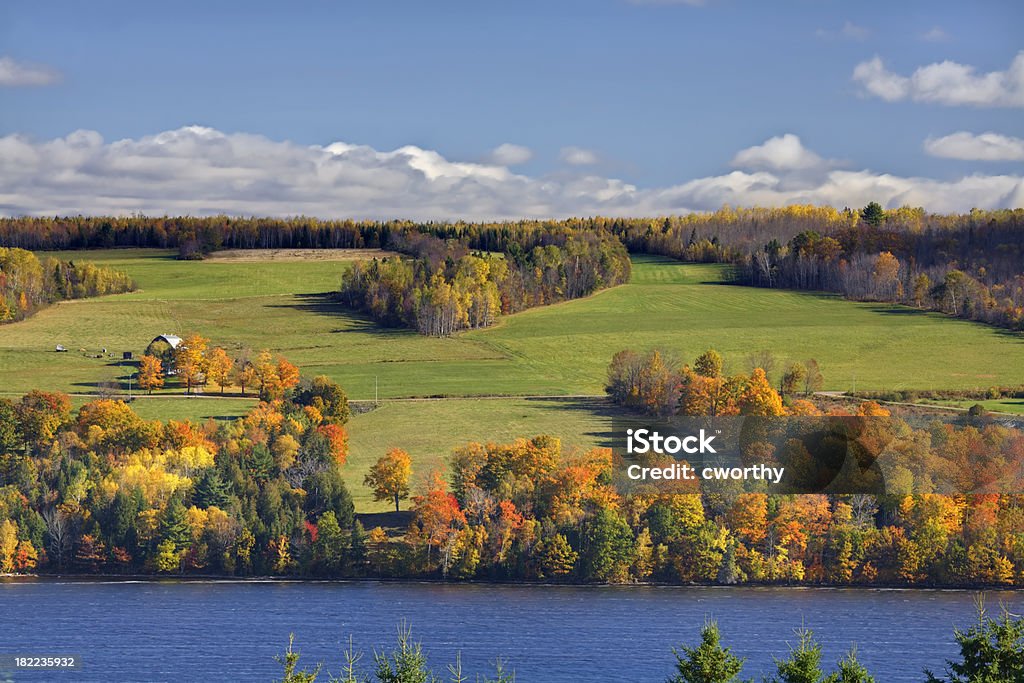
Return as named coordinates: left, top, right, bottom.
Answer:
left=668, top=620, right=745, bottom=683
left=193, top=468, right=231, bottom=509
left=770, top=627, right=824, bottom=683
left=159, top=496, right=191, bottom=551
left=374, top=622, right=431, bottom=683
left=349, top=520, right=368, bottom=573
left=825, top=647, right=875, bottom=683
left=924, top=600, right=1024, bottom=683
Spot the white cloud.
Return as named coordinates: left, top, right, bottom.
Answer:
left=924, top=132, right=1024, bottom=161
left=0, top=56, right=61, bottom=87
left=920, top=27, right=949, bottom=43
left=817, top=21, right=869, bottom=41
left=853, top=51, right=1024, bottom=107
left=730, top=134, right=826, bottom=171
left=488, top=143, right=533, bottom=166
left=0, top=126, right=1020, bottom=220
left=560, top=146, right=600, bottom=166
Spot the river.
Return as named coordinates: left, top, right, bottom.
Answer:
left=0, top=580, right=1018, bottom=682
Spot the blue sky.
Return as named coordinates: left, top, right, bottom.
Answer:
left=1, top=0, right=1022, bottom=218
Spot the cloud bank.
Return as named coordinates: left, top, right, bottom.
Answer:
left=924, top=132, right=1024, bottom=162
left=0, top=56, right=61, bottom=87
left=853, top=52, right=1024, bottom=107
left=0, top=127, right=1020, bottom=220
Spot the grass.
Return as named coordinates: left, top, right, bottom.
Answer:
left=921, top=398, right=1024, bottom=416
left=3, top=250, right=1022, bottom=405
left=345, top=397, right=642, bottom=511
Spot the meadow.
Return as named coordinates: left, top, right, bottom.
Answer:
left=2, top=248, right=1023, bottom=509
left=4, top=249, right=1021, bottom=400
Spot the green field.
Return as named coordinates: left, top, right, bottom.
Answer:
left=3, top=249, right=1021, bottom=402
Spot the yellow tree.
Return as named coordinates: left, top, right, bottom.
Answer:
left=174, top=333, right=209, bottom=394
left=205, top=347, right=233, bottom=395
left=253, top=350, right=278, bottom=399
left=738, top=368, right=784, bottom=416
left=233, top=360, right=258, bottom=397
left=0, top=519, right=18, bottom=573
left=137, top=354, right=164, bottom=394
left=365, top=448, right=413, bottom=512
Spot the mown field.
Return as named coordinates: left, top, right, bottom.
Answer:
left=2, top=248, right=1023, bottom=509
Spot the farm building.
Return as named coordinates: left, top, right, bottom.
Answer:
left=144, top=334, right=182, bottom=370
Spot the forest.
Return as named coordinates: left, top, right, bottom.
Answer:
left=2, top=207, right=1022, bottom=331
left=339, top=232, right=630, bottom=335
left=0, top=247, right=135, bottom=323
left=2, top=349, right=1024, bottom=588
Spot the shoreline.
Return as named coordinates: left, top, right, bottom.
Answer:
left=3, top=573, right=1021, bottom=592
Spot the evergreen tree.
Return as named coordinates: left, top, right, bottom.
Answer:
left=924, top=601, right=1024, bottom=683
left=373, top=623, right=431, bottom=683
left=275, top=634, right=321, bottom=683
left=349, top=520, right=368, bottom=573
left=159, top=496, right=191, bottom=551
left=313, top=511, right=345, bottom=575
left=668, top=620, right=745, bottom=683
left=193, top=468, right=231, bottom=509
left=770, top=628, right=825, bottom=683
left=825, top=647, right=875, bottom=683
left=859, top=202, right=885, bottom=226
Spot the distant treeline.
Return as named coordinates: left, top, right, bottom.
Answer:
left=615, top=205, right=1024, bottom=331
left=0, top=247, right=135, bottom=323
left=340, top=232, right=630, bottom=336
left=3, top=206, right=1023, bottom=330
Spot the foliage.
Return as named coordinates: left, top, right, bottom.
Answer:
left=0, top=247, right=134, bottom=324
left=365, top=449, right=412, bottom=512
left=924, top=599, right=1024, bottom=683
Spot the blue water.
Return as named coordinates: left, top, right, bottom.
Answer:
left=0, top=580, right=1018, bottom=682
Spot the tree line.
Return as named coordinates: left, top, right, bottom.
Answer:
left=614, top=204, right=1024, bottom=331
left=3, top=208, right=1022, bottom=330
left=0, top=247, right=134, bottom=323
left=138, top=333, right=303, bottom=400
left=3, top=356, right=1024, bottom=586
left=274, top=603, right=1024, bottom=682
left=339, top=232, right=630, bottom=336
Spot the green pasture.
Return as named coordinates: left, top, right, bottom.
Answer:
left=2, top=249, right=1022, bottom=406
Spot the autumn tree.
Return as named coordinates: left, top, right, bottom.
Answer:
left=365, top=448, right=413, bottom=512
left=739, top=368, right=784, bottom=416
left=137, top=354, right=164, bottom=394
left=234, top=359, right=258, bottom=397
left=205, top=347, right=233, bottom=395
left=781, top=362, right=807, bottom=397
left=694, top=348, right=724, bottom=378
left=174, top=333, right=209, bottom=394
